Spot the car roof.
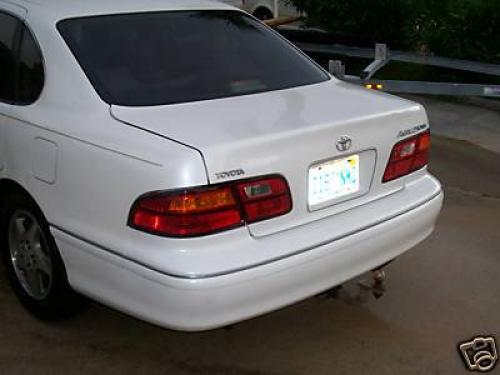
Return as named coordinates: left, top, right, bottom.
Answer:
left=1, top=0, right=234, bottom=22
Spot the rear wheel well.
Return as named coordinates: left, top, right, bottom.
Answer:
left=0, top=180, right=43, bottom=265
left=0, top=179, right=87, bottom=319
left=0, top=179, right=40, bottom=211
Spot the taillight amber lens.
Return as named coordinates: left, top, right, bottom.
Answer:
left=383, top=131, right=430, bottom=182
left=129, top=175, right=292, bottom=237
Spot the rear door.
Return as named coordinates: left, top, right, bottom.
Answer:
left=0, top=9, right=22, bottom=174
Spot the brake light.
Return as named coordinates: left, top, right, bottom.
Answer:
left=383, top=131, right=430, bottom=182
left=236, top=176, right=292, bottom=223
left=129, top=175, right=292, bottom=237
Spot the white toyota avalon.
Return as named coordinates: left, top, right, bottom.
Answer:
left=0, top=0, right=443, bottom=331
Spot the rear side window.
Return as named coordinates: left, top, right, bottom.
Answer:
left=0, top=12, right=44, bottom=105
left=0, top=12, right=18, bottom=103
left=57, top=10, right=329, bottom=107
left=17, top=25, right=44, bottom=104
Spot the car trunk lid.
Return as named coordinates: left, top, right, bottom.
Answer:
left=111, top=80, right=428, bottom=237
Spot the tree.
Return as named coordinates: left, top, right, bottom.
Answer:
left=289, top=0, right=500, bottom=62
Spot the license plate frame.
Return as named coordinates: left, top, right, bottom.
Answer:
left=308, top=154, right=360, bottom=208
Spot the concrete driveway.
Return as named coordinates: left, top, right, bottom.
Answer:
left=0, top=97, right=499, bottom=375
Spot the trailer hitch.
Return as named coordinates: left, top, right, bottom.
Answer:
left=316, top=267, right=388, bottom=303
left=357, top=269, right=386, bottom=299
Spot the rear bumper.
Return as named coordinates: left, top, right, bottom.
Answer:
left=53, top=188, right=443, bottom=331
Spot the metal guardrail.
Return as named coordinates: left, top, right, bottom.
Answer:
left=346, top=79, right=500, bottom=97
left=297, top=42, right=500, bottom=77
left=297, top=42, right=500, bottom=98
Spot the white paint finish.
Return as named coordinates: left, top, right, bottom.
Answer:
left=50, top=173, right=441, bottom=279
left=2, top=2, right=209, bottom=266
left=0, top=0, right=443, bottom=330
left=0, top=0, right=27, bottom=18
left=32, top=137, right=58, bottom=184
left=0, top=104, right=10, bottom=173
left=54, top=192, right=443, bottom=331
left=112, top=81, right=428, bottom=236
left=6, top=0, right=236, bottom=24
left=0, top=4, right=26, bottom=175
left=6, top=107, right=208, bottom=254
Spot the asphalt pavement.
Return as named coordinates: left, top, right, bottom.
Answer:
left=0, top=96, right=499, bottom=375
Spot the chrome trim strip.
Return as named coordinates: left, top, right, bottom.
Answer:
left=50, top=189, right=442, bottom=280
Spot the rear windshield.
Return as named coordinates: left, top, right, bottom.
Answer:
left=57, top=10, right=329, bottom=107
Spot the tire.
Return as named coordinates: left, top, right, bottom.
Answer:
left=253, top=7, right=274, bottom=21
left=0, top=193, right=85, bottom=320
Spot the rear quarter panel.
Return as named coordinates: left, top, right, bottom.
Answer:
left=1, top=12, right=208, bottom=269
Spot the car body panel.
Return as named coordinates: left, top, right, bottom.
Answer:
left=50, top=170, right=441, bottom=279
left=0, top=103, right=11, bottom=173
left=53, top=190, right=443, bottom=331
left=112, top=80, right=428, bottom=237
left=0, top=0, right=27, bottom=18
left=4, top=0, right=235, bottom=24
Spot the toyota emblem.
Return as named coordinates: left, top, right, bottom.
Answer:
left=336, top=136, right=353, bottom=152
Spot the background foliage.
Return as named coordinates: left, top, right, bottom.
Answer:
left=289, top=0, right=500, bottom=63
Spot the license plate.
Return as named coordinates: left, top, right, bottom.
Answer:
left=308, top=155, right=360, bottom=206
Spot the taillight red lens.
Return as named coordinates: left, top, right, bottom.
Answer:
left=129, top=175, right=292, bottom=237
left=383, top=131, right=430, bottom=182
left=235, top=177, right=292, bottom=223
left=130, top=187, right=243, bottom=237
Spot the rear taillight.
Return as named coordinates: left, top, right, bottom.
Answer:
left=235, top=176, right=291, bottom=223
left=129, top=175, right=292, bottom=237
left=383, top=131, right=431, bottom=183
